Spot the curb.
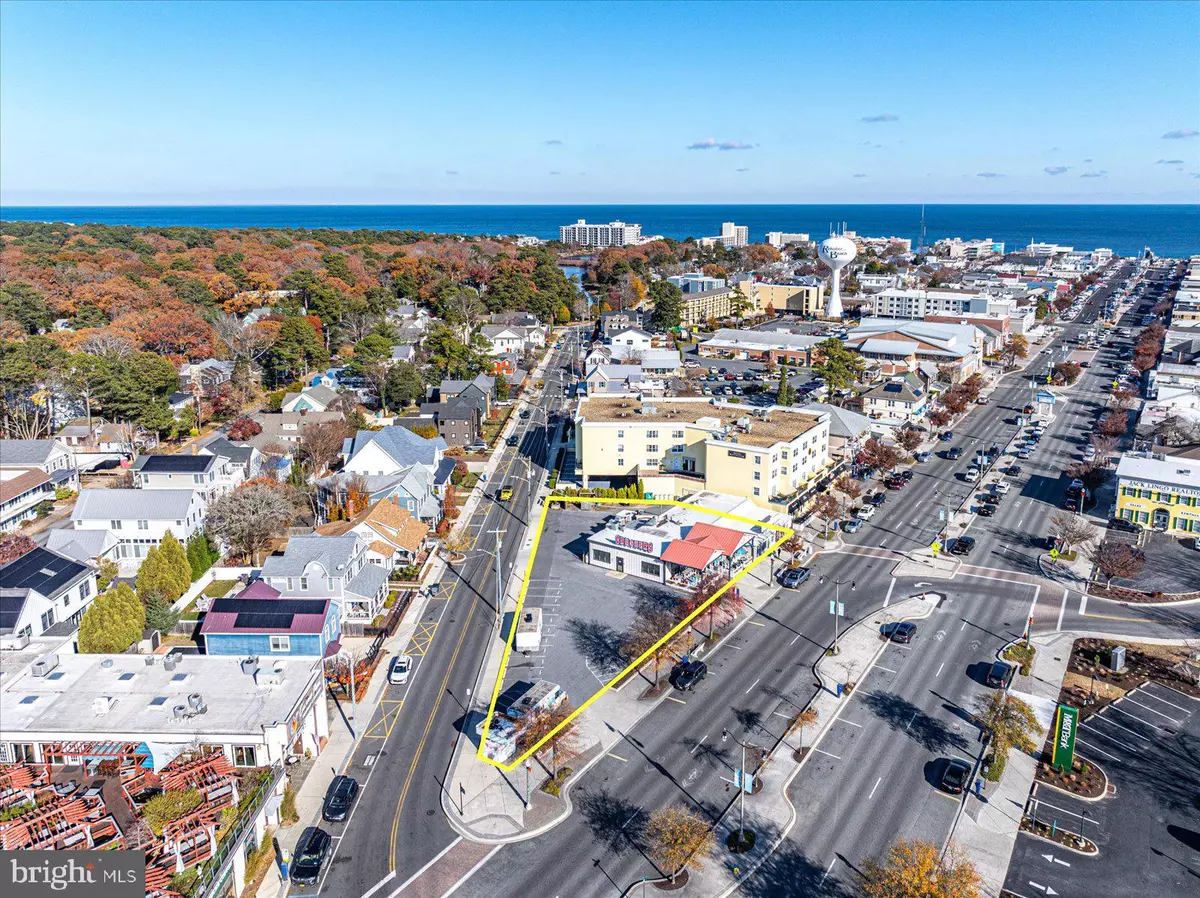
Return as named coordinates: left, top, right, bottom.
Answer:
left=1033, top=758, right=1111, bottom=804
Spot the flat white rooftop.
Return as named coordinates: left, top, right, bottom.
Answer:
left=1, top=651, right=320, bottom=740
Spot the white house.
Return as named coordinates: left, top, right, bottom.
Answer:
left=260, top=534, right=391, bottom=635
left=608, top=327, right=654, bottom=355
left=0, top=471, right=55, bottom=533
left=281, top=385, right=340, bottom=413
left=131, top=452, right=242, bottom=502
left=0, top=546, right=98, bottom=638
left=0, top=439, right=74, bottom=480
left=70, top=489, right=207, bottom=572
left=325, top=426, right=449, bottom=525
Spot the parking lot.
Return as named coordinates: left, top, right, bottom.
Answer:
left=499, top=508, right=691, bottom=715
left=1003, top=681, right=1200, bottom=898
left=1107, top=529, right=1200, bottom=595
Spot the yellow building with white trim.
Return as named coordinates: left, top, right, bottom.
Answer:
left=575, top=396, right=831, bottom=509
left=1114, top=452, right=1200, bottom=535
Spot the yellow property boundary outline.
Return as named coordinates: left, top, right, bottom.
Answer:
left=477, top=495, right=794, bottom=771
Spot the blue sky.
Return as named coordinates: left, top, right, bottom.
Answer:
left=2, top=0, right=1198, bottom=205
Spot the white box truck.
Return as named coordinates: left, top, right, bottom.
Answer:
left=515, top=608, right=542, bottom=654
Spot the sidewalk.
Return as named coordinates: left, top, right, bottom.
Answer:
left=947, top=630, right=1073, bottom=897
left=680, top=592, right=942, bottom=898
left=440, top=539, right=791, bottom=843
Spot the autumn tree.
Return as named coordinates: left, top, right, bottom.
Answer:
left=621, top=608, right=689, bottom=686
left=895, top=426, right=923, bottom=455
left=1053, top=361, right=1082, bottom=384
left=517, top=701, right=581, bottom=779
left=1097, top=409, right=1129, bottom=438
left=1089, top=435, right=1117, bottom=465
left=227, top=416, right=262, bottom=441
left=645, top=806, right=713, bottom=884
left=787, top=706, right=820, bottom=751
left=811, top=492, right=841, bottom=534
left=972, top=692, right=1040, bottom=759
left=860, top=840, right=983, bottom=898
left=1001, top=334, right=1030, bottom=367
left=206, top=482, right=295, bottom=564
left=859, top=438, right=902, bottom=474
left=1088, top=539, right=1145, bottom=587
left=1049, top=513, right=1095, bottom=556
left=0, top=533, right=36, bottom=565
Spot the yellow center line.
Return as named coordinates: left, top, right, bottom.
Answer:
left=387, top=441, right=524, bottom=866
left=1082, top=611, right=1151, bottom=623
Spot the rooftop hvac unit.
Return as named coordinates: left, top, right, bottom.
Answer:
left=31, top=654, right=59, bottom=677
left=0, top=632, right=31, bottom=652
left=173, top=704, right=189, bottom=720
left=163, top=654, right=179, bottom=672
left=241, top=657, right=259, bottom=675
left=187, top=693, right=207, bottom=715
left=255, top=668, right=285, bottom=687
left=93, top=696, right=115, bottom=715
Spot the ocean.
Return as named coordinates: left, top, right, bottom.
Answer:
left=2, top=204, right=1197, bottom=258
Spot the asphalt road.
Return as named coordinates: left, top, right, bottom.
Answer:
left=312, top=327, right=585, bottom=898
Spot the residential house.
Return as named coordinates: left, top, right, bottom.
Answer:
left=44, top=528, right=120, bottom=568
left=608, top=327, right=654, bottom=357
left=418, top=397, right=482, bottom=447
left=803, top=403, right=874, bottom=458
left=282, top=384, right=341, bottom=413
left=200, top=580, right=341, bottom=659
left=131, top=452, right=242, bottom=502
left=585, top=365, right=653, bottom=396
left=199, top=436, right=261, bottom=482
left=315, top=498, right=431, bottom=569
left=0, top=546, right=98, bottom=638
left=70, top=489, right=207, bottom=570
left=479, top=324, right=545, bottom=355
left=178, top=359, right=235, bottom=396
left=260, top=534, right=390, bottom=635
left=860, top=373, right=929, bottom=427
left=247, top=411, right=346, bottom=456
left=0, top=471, right=55, bottom=533
left=434, top=375, right=494, bottom=417
left=0, top=439, right=74, bottom=481
left=599, top=309, right=640, bottom=338
left=390, top=344, right=417, bottom=364
left=322, top=426, right=449, bottom=524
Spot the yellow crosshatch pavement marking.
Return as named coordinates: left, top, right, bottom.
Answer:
left=407, top=622, right=438, bottom=657
left=362, top=699, right=404, bottom=739
left=477, top=495, right=793, bottom=773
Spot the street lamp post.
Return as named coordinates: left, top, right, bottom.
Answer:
left=487, top=528, right=506, bottom=632
left=722, top=728, right=756, bottom=846
left=818, top=575, right=855, bottom=655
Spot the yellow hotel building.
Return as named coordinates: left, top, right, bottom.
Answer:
left=575, top=396, right=831, bottom=509
left=1114, top=452, right=1200, bottom=536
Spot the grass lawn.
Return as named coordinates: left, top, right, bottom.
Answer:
left=203, top=579, right=239, bottom=598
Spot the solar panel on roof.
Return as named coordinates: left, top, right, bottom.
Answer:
left=233, top=611, right=296, bottom=629
left=210, top=597, right=326, bottom=616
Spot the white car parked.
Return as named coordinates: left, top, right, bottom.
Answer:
left=389, top=655, right=413, bottom=685
left=855, top=505, right=877, bottom=520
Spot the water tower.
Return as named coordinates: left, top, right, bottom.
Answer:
left=818, top=235, right=857, bottom=319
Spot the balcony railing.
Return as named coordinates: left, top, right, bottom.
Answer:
left=194, top=762, right=285, bottom=898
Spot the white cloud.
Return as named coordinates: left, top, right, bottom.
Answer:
left=1157, top=158, right=1185, bottom=164
left=1044, top=166, right=1071, bottom=176
left=687, top=138, right=755, bottom=151
left=861, top=114, right=899, bottom=123
left=1162, top=129, right=1198, bottom=139
left=976, top=172, right=1004, bottom=179
left=1080, top=170, right=1107, bottom=178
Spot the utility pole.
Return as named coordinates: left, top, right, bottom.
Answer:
left=487, top=527, right=506, bottom=632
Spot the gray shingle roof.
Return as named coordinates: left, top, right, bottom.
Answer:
left=346, top=563, right=389, bottom=602
left=72, top=489, right=200, bottom=521
left=261, top=535, right=359, bottom=578
left=45, top=529, right=118, bottom=563
left=346, top=426, right=445, bottom=468
left=0, top=439, right=58, bottom=467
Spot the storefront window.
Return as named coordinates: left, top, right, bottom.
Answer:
left=593, top=549, right=612, bottom=564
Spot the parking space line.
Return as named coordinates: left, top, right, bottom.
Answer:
left=874, top=665, right=897, bottom=674
left=1125, top=697, right=1183, bottom=723
left=1109, top=703, right=1167, bottom=731
left=1089, top=713, right=1151, bottom=743
left=666, top=696, right=687, bottom=705
left=607, top=753, right=628, bottom=762
left=931, top=789, right=960, bottom=801
left=745, top=678, right=761, bottom=694
left=748, top=620, right=767, bottom=627
left=812, top=748, right=841, bottom=760
left=834, top=718, right=862, bottom=728
left=1075, top=737, right=1121, bottom=762
left=690, top=733, right=709, bottom=755
left=1079, top=721, right=1139, bottom=749
left=1136, top=687, right=1193, bottom=713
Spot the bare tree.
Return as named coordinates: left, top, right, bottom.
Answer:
left=299, top=420, right=351, bottom=476
left=206, top=482, right=295, bottom=565
left=621, top=609, right=689, bottom=686
left=212, top=312, right=271, bottom=363
left=80, top=332, right=134, bottom=358
left=1089, top=435, right=1117, bottom=466
left=1088, top=539, right=1145, bottom=587
left=1050, top=513, right=1095, bottom=555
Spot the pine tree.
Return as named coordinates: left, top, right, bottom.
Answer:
left=78, top=584, right=146, bottom=653
left=776, top=369, right=795, bottom=406
left=157, top=532, right=192, bottom=599
left=185, top=532, right=211, bottom=582
left=137, top=532, right=191, bottom=603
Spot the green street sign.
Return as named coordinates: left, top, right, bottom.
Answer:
left=1051, top=704, right=1079, bottom=772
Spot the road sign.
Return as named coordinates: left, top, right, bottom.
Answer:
left=733, top=769, right=753, bottom=793
left=1051, top=704, right=1079, bottom=772
left=931, top=540, right=941, bottom=557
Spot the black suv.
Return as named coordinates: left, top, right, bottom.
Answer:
left=950, top=536, right=976, bottom=556
left=986, top=660, right=1015, bottom=689
left=321, top=775, right=359, bottom=822
left=869, top=492, right=886, bottom=507
left=946, top=446, right=965, bottom=460
left=670, top=660, right=707, bottom=691
left=290, top=827, right=332, bottom=887
left=940, top=759, right=972, bottom=795
left=1107, top=517, right=1141, bottom=533
left=885, top=621, right=917, bottom=644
